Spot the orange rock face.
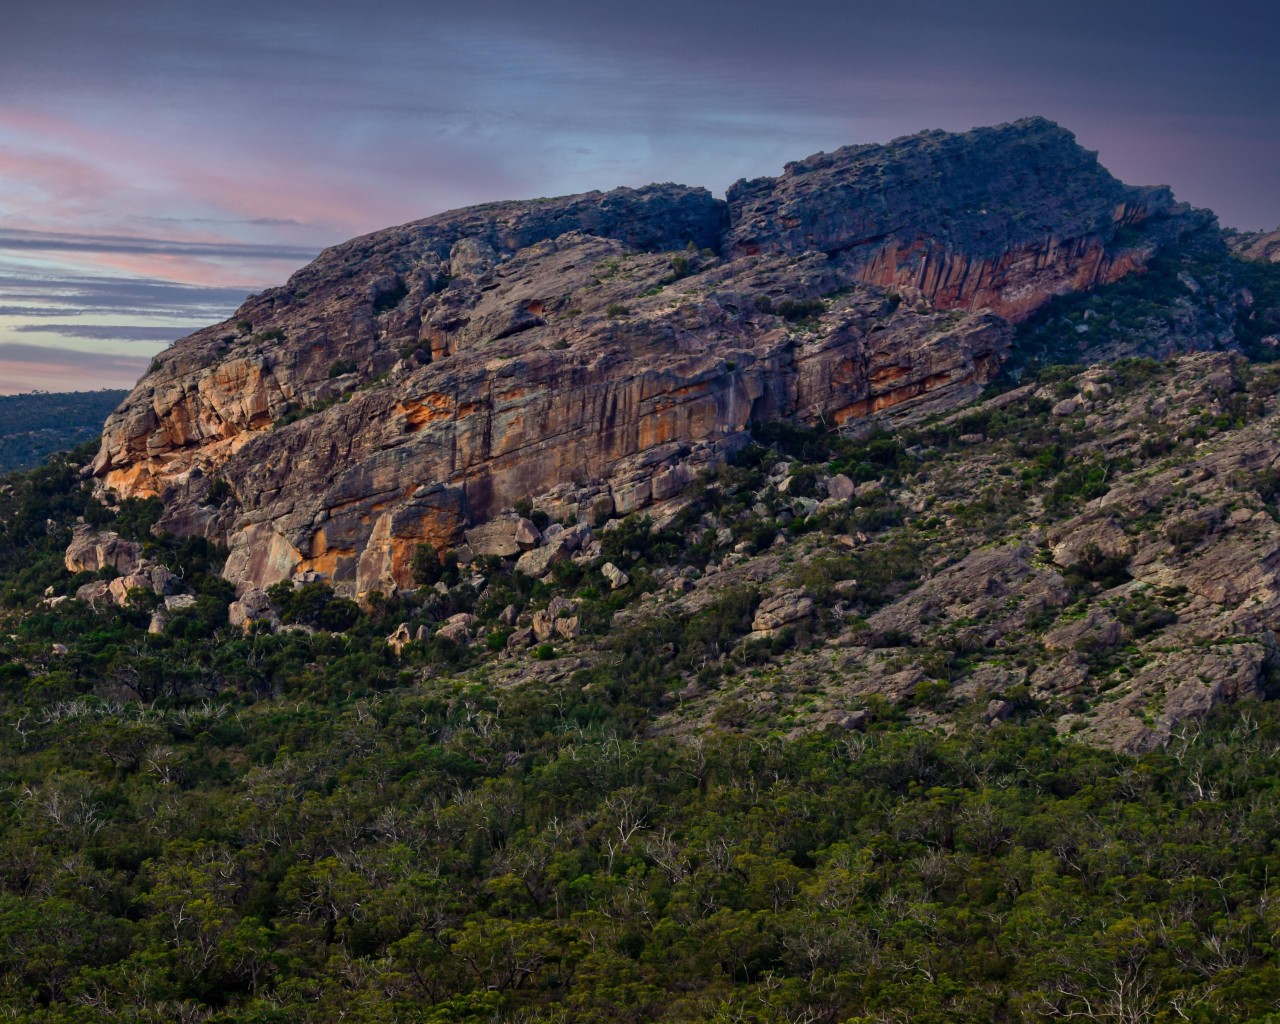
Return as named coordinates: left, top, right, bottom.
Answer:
left=726, top=118, right=1202, bottom=324
left=87, top=119, right=1199, bottom=599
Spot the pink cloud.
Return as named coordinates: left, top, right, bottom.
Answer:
left=0, top=355, right=149, bottom=394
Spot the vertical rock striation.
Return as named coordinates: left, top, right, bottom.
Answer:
left=86, top=118, right=1201, bottom=599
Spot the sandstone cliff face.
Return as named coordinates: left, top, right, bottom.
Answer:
left=89, top=119, right=1197, bottom=599
left=726, top=117, right=1201, bottom=321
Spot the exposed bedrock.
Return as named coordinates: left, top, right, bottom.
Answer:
left=87, top=118, right=1200, bottom=599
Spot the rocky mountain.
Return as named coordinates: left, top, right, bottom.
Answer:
left=89, top=118, right=1207, bottom=604
left=10, top=117, right=1280, bottom=1021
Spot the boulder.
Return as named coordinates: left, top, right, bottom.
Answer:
left=601, top=562, right=630, bottom=589
left=149, top=594, right=198, bottom=634
left=752, top=589, right=815, bottom=633
left=506, top=626, right=535, bottom=649
left=532, top=597, right=578, bottom=640
left=74, top=580, right=113, bottom=606
left=436, top=620, right=471, bottom=645
left=106, top=564, right=181, bottom=606
left=386, top=622, right=412, bottom=655
left=515, top=524, right=593, bottom=578
left=516, top=544, right=568, bottom=579
left=465, top=515, right=541, bottom=558
left=65, top=524, right=142, bottom=575
left=546, top=596, right=575, bottom=618
left=531, top=610, right=556, bottom=642
left=826, top=474, right=855, bottom=501
left=513, top=517, right=542, bottom=549
left=229, top=588, right=279, bottom=631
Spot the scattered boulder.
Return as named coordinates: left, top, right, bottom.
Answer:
left=752, top=589, right=815, bottom=633
left=465, top=515, right=541, bottom=558
left=506, top=626, right=535, bottom=649
left=546, top=597, right=574, bottom=618
left=826, top=474, right=855, bottom=501
left=73, top=560, right=184, bottom=609
left=514, top=517, right=542, bottom=549
left=532, top=598, right=578, bottom=642
left=387, top=622, right=413, bottom=655
left=819, top=708, right=869, bottom=731
left=65, top=524, right=142, bottom=575
left=531, top=610, right=557, bottom=642
left=437, top=618, right=472, bottom=645
left=147, top=595, right=198, bottom=636
left=516, top=543, right=565, bottom=578
left=229, top=588, right=279, bottom=632
left=74, top=580, right=113, bottom=606
left=107, top=564, right=181, bottom=606
left=601, top=562, right=630, bottom=589
left=515, top=524, right=593, bottom=577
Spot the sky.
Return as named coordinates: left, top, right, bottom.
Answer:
left=1, top=0, right=1277, bottom=394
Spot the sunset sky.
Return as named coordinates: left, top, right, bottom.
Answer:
left=2, top=0, right=1277, bottom=394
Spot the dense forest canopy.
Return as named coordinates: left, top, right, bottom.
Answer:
left=0, top=391, right=128, bottom=474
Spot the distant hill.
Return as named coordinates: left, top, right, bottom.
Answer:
left=0, top=390, right=126, bottom=473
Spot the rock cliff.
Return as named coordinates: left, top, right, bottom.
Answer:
left=726, top=117, right=1201, bottom=320
left=88, top=118, right=1201, bottom=599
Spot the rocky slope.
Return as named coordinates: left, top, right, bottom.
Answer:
left=1227, top=226, right=1280, bottom=263
left=467, top=350, right=1280, bottom=754
left=89, top=118, right=1206, bottom=600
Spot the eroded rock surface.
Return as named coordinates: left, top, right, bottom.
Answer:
left=65, top=525, right=142, bottom=575
left=87, top=119, right=1199, bottom=599
left=725, top=117, right=1200, bottom=321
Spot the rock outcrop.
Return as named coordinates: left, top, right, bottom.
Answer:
left=1227, top=227, right=1280, bottom=263
left=86, top=118, right=1201, bottom=599
left=65, top=525, right=142, bottom=576
left=726, top=117, right=1201, bottom=322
